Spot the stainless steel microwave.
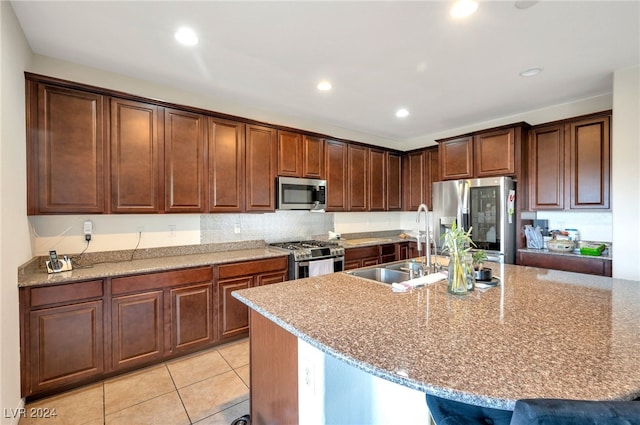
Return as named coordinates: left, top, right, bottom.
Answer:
left=277, top=176, right=327, bottom=210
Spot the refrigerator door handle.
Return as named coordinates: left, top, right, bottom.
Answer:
left=458, top=180, right=470, bottom=231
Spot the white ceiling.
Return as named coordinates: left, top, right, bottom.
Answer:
left=10, top=1, right=640, bottom=149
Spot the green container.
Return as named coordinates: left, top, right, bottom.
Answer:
left=580, top=244, right=606, bottom=256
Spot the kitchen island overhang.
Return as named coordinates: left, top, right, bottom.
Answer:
left=233, top=261, right=640, bottom=414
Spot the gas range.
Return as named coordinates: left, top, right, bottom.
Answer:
left=269, top=240, right=344, bottom=261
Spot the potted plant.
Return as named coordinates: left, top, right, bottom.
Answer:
left=472, top=250, right=492, bottom=281
left=441, top=221, right=475, bottom=294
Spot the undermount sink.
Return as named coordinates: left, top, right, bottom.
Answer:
left=384, top=262, right=425, bottom=273
left=346, top=267, right=409, bottom=284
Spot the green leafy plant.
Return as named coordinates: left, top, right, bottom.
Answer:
left=441, top=221, right=475, bottom=294
left=472, top=249, right=488, bottom=270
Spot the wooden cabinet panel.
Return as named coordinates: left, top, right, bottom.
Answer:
left=387, top=152, right=402, bottom=211
left=345, top=246, right=380, bottom=270
left=28, top=82, right=106, bottom=214
left=518, top=251, right=612, bottom=277
left=245, top=125, right=277, bottom=211
left=302, top=135, right=324, bottom=179
left=529, top=125, right=564, bottom=210
left=475, top=128, right=515, bottom=177
left=208, top=118, right=245, bottom=212
left=277, top=131, right=302, bottom=177
left=348, top=145, right=368, bottom=211
left=403, top=150, right=426, bottom=210
left=218, top=277, right=251, bottom=339
left=369, top=148, right=386, bottom=211
left=170, top=283, right=213, bottom=353
left=164, top=108, right=206, bottom=212
left=256, top=271, right=288, bottom=287
left=250, top=310, right=298, bottom=425
left=111, top=291, right=163, bottom=369
left=568, top=116, right=610, bottom=209
left=439, top=136, right=473, bottom=180
left=325, top=140, right=348, bottom=211
left=426, top=147, right=439, bottom=210
left=28, top=301, right=104, bottom=394
left=111, top=99, right=161, bottom=213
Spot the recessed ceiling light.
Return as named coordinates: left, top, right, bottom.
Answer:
left=450, top=0, right=479, bottom=18
left=396, top=108, right=410, bottom=118
left=174, top=27, right=198, bottom=46
left=515, top=0, right=539, bottom=10
left=317, top=81, right=332, bottom=91
left=520, top=67, right=543, bottom=77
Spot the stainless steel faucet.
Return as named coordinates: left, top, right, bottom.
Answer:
left=416, top=203, right=432, bottom=273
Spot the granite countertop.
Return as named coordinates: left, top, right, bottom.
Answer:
left=18, top=242, right=288, bottom=287
left=233, top=261, right=640, bottom=410
left=518, top=247, right=612, bottom=260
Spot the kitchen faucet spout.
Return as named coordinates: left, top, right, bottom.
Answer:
left=416, top=203, right=432, bottom=273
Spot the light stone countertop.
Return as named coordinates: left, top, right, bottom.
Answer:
left=18, top=247, right=287, bottom=287
left=233, top=261, right=640, bottom=410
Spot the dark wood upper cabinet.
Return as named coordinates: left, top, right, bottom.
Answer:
left=27, top=82, right=107, bottom=214
left=528, top=112, right=610, bottom=211
left=347, top=144, right=368, bottom=211
left=245, top=124, right=277, bottom=211
left=529, top=124, right=565, bottom=210
left=302, top=135, right=325, bottom=179
left=387, top=152, right=402, bottom=211
left=567, top=115, right=610, bottom=209
left=325, top=140, right=348, bottom=211
left=208, top=118, right=245, bottom=212
left=369, top=148, right=386, bottom=211
left=403, top=150, right=426, bottom=210
left=439, top=136, right=473, bottom=180
left=475, top=128, right=515, bottom=177
left=277, top=131, right=325, bottom=179
left=277, top=130, right=302, bottom=177
left=164, top=108, right=206, bottom=212
left=111, top=98, right=162, bottom=213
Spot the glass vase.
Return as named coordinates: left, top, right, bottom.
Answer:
left=447, top=252, right=468, bottom=295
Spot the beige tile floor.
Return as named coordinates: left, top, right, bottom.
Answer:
left=19, top=339, right=250, bottom=425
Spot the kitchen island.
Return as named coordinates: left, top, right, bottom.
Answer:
left=233, top=261, right=640, bottom=423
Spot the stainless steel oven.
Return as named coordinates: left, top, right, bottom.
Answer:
left=269, top=240, right=344, bottom=280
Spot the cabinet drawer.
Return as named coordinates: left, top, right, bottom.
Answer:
left=218, top=257, right=288, bottom=279
left=345, top=246, right=379, bottom=261
left=112, top=266, right=213, bottom=295
left=30, top=280, right=103, bottom=308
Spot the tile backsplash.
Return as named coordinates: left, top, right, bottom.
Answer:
left=534, top=211, right=612, bottom=242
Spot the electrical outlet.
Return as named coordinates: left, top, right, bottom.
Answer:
left=136, top=225, right=145, bottom=233
left=83, top=220, right=93, bottom=235
left=169, top=225, right=176, bottom=237
left=234, top=225, right=241, bottom=234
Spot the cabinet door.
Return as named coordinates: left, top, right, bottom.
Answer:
left=277, top=130, right=302, bottom=177
left=369, top=148, right=386, bottom=211
left=29, top=301, right=104, bottom=394
left=302, top=135, right=324, bottom=179
left=387, top=152, right=402, bottom=211
left=208, top=118, right=245, bottom=212
left=474, top=128, right=515, bottom=177
left=439, top=137, right=473, bottom=180
left=348, top=144, right=368, bottom=211
left=164, top=108, right=206, bottom=212
left=426, top=147, right=439, bottom=210
left=28, top=83, right=106, bottom=214
left=111, top=99, right=162, bottom=213
left=325, top=140, right=348, bottom=211
left=403, top=150, right=425, bottom=210
left=567, top=116, right=610, bottom=209
left=218, top=277, right=251, bottom=339
left=529, top=125, right=565, bottom=210
left=246, top=125, right=277, bottom=211
left=111, top=291, right=164, bottom=369
left=170, top=283, right=214, bottom=353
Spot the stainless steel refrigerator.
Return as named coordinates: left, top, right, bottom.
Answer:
left=432, top=177, right=517, bottom=264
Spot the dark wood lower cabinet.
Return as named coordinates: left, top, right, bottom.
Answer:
left=518, top=251, right=612, bottom=277
left=20, top=258, right=288, bottom=399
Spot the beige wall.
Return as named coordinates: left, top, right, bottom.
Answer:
left=612, top=65, right=640, bottom=280
left=1, top=2, right=34, bottom=423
